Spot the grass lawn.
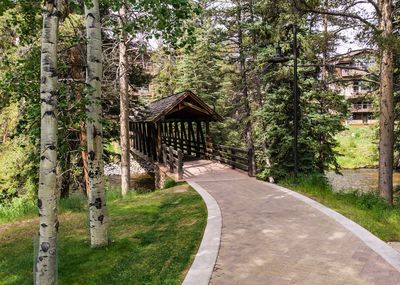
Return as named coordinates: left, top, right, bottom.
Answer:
left=0, top=185, right=207, bottom=285
left=335, top=125, right=378, bottom=169
left=281, top=174, right=400, bottom=242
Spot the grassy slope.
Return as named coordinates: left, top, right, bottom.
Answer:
left=335, top=125, right=378, bottom=169
left=0, top=186, right=206, bottom=285
left=281, top=174, right=400, bottom=242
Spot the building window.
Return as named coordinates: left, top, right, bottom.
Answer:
left=353, top=80, right=362, bottom=93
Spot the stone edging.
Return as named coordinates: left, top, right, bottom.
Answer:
left=260, top=181, right=400, bottom=273
left=182, top=181, right=222, bottom=285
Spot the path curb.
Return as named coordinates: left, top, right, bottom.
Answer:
left=260, top=181, right=400, bottom=273
left=183, top=181, right=222, bottom=285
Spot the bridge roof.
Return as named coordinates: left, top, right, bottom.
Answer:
left=130, top=90, right=223, bottom=123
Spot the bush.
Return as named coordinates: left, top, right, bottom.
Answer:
left=164, top=179, right=177, bottom=189
left=59, top=195, right=86, bottom=212
left=0, top=196, right=36, bottom=223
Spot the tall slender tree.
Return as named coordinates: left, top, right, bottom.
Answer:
left=377, top=0, right=394, bottom=204
left=85, top=0, right=108, bottom=247
left=118, top=2, right=130, bottom=196
left=36, top=0, right=62, bottom=283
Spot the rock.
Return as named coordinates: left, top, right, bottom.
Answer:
left=104, top=158, right=153, bottom=176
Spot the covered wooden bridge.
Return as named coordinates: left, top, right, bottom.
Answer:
left=129, top=90, right=254, bottom=179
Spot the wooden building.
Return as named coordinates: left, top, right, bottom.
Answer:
left=129, top=90, right=223, bottom=162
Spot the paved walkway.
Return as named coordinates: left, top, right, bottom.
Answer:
left=184, top=160, right=400, bottom=285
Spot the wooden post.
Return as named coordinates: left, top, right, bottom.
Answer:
left=174, top=121, right=179, bottom=150
left=195, top=121, right=201, bottom=158
left=169, top=146, right=174, bottom=173
left=151, top=124, right=157, bottom=160
left=177, top=149, right=183, bottom=180
left=141, top=123, right=145, bottom=154
left=186, top=122, right=192, bottom=156
left=162, top=144, right=167, bottom=165
left=180, top=121, right=185, bottom=152
left=205, top=121, right=211, bottom=159
left=138, top=123, right=142, bottom=153
left=146, top=124, right=152, bottom=158
left=231, top=148, right=236, bottom=169
left=169, top=122, right=173, bottom=146
left=142, top=123, right=147, bottom=156
left=156, top=122, right=162, bottom=162
left=135, top=123, right=139, bottom=151
left=198, top=121, right=205, bottom=155
left=248, top=147, right=254, bottom=177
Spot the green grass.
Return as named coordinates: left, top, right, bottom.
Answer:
left=0, top=194, right=88, bottom=224
left=335, top=125, right=378, bottom=169
left=0, top=185, right=207, bottom=285
left=281, top=174, right=400, bottom=241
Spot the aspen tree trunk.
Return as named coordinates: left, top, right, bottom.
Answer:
left=378, top=0, right=394, bottom=205
left=35, top=1, right=61, bottom=284
left=85, top=0, right=109, bottom=247
left=119, top=3, right=130, bottom=196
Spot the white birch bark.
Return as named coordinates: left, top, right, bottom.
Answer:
left=85, top=0, right=109, bottom=247
left=119, top=3, right=130, bottom=196
left=35, top=1, right=61, bottom=284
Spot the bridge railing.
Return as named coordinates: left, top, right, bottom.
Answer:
left=161, top=136, right=205, bottom=158
left=162, top=144, right=183, bottom=180
left=206, top=142, right=254, bottom=176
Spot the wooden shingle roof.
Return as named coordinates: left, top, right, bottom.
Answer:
left=130, top=90, right=222, bottom=123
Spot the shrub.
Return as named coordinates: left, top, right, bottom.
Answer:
left=164, top=179, right=177, bottom=189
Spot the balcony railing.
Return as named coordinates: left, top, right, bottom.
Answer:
left=351, top=103, right=373, bottom=113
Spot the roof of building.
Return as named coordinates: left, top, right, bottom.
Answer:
left=329, top=48, right=376, bottom=64
left=130, top=90, right=223, bottom=123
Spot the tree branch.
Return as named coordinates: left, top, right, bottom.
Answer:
left=294, top=0, right=378, bottom=32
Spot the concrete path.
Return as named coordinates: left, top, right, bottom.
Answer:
left=184, top=160, right=400, bottom=285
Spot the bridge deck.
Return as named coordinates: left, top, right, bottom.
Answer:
left=185, top=160, right=400, bottom=285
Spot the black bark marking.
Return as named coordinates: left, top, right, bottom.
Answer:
left=41, top=155, right=46, bottom=161
left=43, top=111, right=55, bottom=118
left=53, top=10, right=63, bottom=18
left=88, top=150, right=95, bottom=161
left=88, top=170, right=94, bottom=178
left=41, top=223, right=48, bottom=228
left=86, top=13, right=95, bottom=19
left=90, top=198, right=102, bottom=209
left=37, top=199, right=42, bottom=209
left=41, top=76, right=47, bottom=84
left=48, top=144, right=56, bottom=150
left=48, top=67, right=57, bottom=77
left=55, top=221, right=59, bottom=232
left=98, top=215, right=104, bottom=224
left=41, top=242, right=50, bottom=252
left=39, top=256, right=43, bottom=262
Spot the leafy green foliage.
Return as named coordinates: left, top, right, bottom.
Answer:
left=336, top=126, right=378, bottom=169
left=163, top=179, right=178, bottom=189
